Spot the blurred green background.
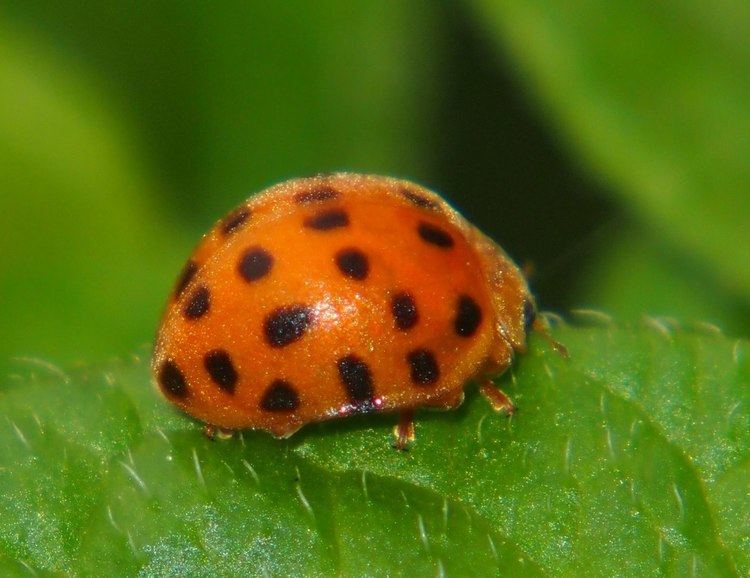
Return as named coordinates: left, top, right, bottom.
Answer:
left=2, top=2, right=749, bottom=371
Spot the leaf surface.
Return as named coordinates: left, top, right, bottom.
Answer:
left=1, top=323, right=748, bottom=576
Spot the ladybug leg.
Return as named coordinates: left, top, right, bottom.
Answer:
left=532, top=318, right=568, bottom=358
left=392, top=409, right=415, bottom=451
left=203, top=424, right=235, bottom=441
left=479, top=380, right=516, bottom=415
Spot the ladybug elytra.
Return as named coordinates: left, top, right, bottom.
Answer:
left=152, top=174, right=556, bottom=448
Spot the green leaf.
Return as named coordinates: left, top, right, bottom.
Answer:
left=468, top=1, right=750, bottom=296
left=575, top=226, right=750, bottom=335
left=189, top=0, right=441, bottom=218
left=5, top=2, right=441, bottom=227
left=0, top=24, right=183, bottom=368
left=1, top=323, right=748, bottom=575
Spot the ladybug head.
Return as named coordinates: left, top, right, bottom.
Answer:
left=522, top=299, right=536, bottom=334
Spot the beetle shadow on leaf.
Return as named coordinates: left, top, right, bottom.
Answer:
left=287, top=391, right=476, bottom=448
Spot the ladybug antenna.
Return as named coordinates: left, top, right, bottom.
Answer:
left=531, top=218, right=621, bottom=284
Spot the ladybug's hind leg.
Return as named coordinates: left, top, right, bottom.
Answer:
left=392, top=410, right=415, bottom=451
left=203, top=424, right=235, bottom=441
left=479, top=380, right=516, bottom=416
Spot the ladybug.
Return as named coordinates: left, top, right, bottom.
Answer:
left=152, top=173, right=560, bottom=449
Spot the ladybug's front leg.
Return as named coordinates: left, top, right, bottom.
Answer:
left=392, top=409, right=415, bottom=451
left=479, top=380, right=516, bottom=415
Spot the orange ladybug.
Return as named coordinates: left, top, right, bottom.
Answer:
left=152, top=173, right=555, bottom=448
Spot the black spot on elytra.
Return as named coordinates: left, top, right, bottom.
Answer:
left=158, top=360, right=188, bottom=398
left=184, top=285, right=210, bottom=319
left=454, top=294, right=482, bottom=337
left=261, top=379, right=300, bottom=411
left=204, top=350, right=238, bottom=393
left=523, top=300, right=536, bottom=333
left=174, top=260, right=197, bottom=298
left=238, top=247, right=273, bottom=282
left=264, top=305, right=312, bottom=347
left=417, top=222, right=454, bottom=248
left=401, top=188, right=439, bottom=210
left=221, top=206, right=250, bottom=235
left=391, top=292, right=419, bottom=330
left=304, top=209, right=349, bottom=230
left=337, top=355, right=375, bottom=409
left=335, top=248, right=369, bottom=280
left=407, top=349, right=440, bottom=385
left=294, top=187, right=339, bottom=204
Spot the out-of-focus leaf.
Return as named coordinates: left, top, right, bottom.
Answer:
left=1, top=323, right=747, bottom=575
left=469, top=1, right=750, bottom=296
left=576, top=226, right=750, bottom=335
left=192, top=1, right=440, bottom=218
left=0, top=25, right=182, bottom=368
left=3, top=2, right=441, bottom=229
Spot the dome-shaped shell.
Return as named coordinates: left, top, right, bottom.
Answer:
left=152, top=174, right=531, bottom=438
